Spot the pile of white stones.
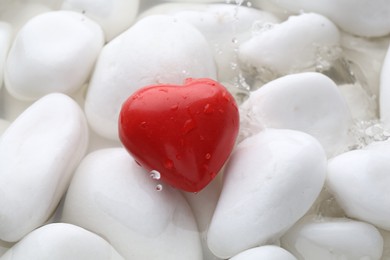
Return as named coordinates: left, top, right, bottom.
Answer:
left=0, top=0, right=390, bottom=259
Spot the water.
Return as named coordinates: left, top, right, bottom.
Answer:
left=155, top=184, right=163, bottom=191
left=149, top=170, right=161, bottom=180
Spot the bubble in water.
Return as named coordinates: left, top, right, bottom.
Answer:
left=156, top=184, right=163, bottom=191
left=149, top=170, right=161, bottom=180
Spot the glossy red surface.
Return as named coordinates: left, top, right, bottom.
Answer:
left=118, top=78, right=239, bottom=192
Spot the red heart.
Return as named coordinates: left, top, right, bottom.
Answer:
left=118, top=78, right=239, bottom=192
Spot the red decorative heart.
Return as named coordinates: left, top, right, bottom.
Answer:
left=118, top=78, right=239, bottom=192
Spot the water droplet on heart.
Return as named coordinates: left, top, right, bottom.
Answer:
left=149, top=170, right=161, bottom=180
left=140, top=121, right=147, bottom=129
left=164, top=159, right=174, bottom=169
left=171, top=104, right=179, bottom=111
left=156, top=184, right=163, bottom=191
left=222, top=91, right=231, bottom=102
left=199, top=135, right=205, bottom=141
left=182, top=119, right=196, bottom=135
left=205, top=153, right=211, bottom=160
left=203, top=104, right=213, bottom=114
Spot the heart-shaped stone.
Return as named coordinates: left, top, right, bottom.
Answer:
left=118, top=78, right=239, bottom=192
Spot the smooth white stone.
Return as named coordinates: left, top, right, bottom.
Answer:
left=240, top=72, right=352, bottom=156
left=0, top=223, right=124, bottom=260
left=61, top=0, right=139, bottom=41
left=207, top=129, right=327, bottom=258
left=230, top=245, right=297, bottom=260
left=85, top=15, right=216, bottom=140
left=61, top=148, right=202, bottom=260
left=327, top=149, right=390, bottom=230
left=5, top=11, right=104, bottom=100
left=0, top=93, right=88, bottom=241
left=281, top=217, right=384, bottom=260
left=182, top=177, right=222, bottom=260
left=0, top=22, right=12, bottom=89
left=380, top=43, right=390, bottom=127
left=239, top=13, right=340, bottom=77
left=141, top=3, right=280, bottom=82
left=253, top=0, right=390, bottom=37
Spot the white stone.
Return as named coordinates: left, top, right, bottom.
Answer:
left=0, top=223, right=124, bottom=260
left=0, top=22, right=12, bottom=89
left=207, top=129, right=327, bottom=258
left=230, top=245, right=297, bottom=260
left=61, top=0, right=139, bottom=41
left=141, top=3, right=280, bottom=82
left=0, top=93, right=88, bottom=241
left=240, top=72, right=352, bottom=156
left=281, top=217, right=383, bottom=260
left=239, top=13, right=340, bottom=77
left=253, top=0, right=390, bottom=37
left=380, top=43, right=390, bottom=127
left=85, top=15, right=216, bottom=140
left=5, top=10, right=104, bottom=100
left=61, top=148, right=202, bottom=260
left=327, top=149, right=390, bottom=230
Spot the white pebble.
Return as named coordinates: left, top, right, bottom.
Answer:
left=327, top=149, right=390, bottom=230
left=230, top=245, right=297, bottom=260
left=255, top=0, right=390, bottom=37
left=380, top=43, right=390, bottom=127
left=239, top=13, right=340, bottom=76
left=61, top=148, right=202, bottom=260
left=207, top=129, right=327, bottom=258
left=142, top=3, right=280, bottom=82
left=281, top=217, right=384, bottom=260
left=0, top=22, right=12, bottom=88
left=240, top=72, right=352, bottom=156
left=0, top=93, right=88, bottom=241
left=5, top=11, right=104, bottom=100
left=61, top=0, right=139, bottom=41
left=85, top=15, right=216, bottom=140
left=0, top=223, right=124, bottom=260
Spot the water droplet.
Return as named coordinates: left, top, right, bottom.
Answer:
left=199, top=135, right=205, bottom=141
left=176, top=154, right=182, bottom=160
left=139, top=121, right=147, bottom=129
left=246, top=1, right=252, bottom=7
left=182, top=119, right=197, bottom=135
left=231, top=37, right=238, bottom=44
left=203, top=104, right=213, bottom=114
left=222, top=91, right=231, bottom=102
left=171, top=104, right=179, bottom=111
left=156, top=184, right=163, bottom=191
left=230, top=62, right=238, bottom=70
left=164, top=159, right=174, bottom=169
left=205, top=153, right=211, bottom=160
left=149, top=170, right=161, bottom=180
